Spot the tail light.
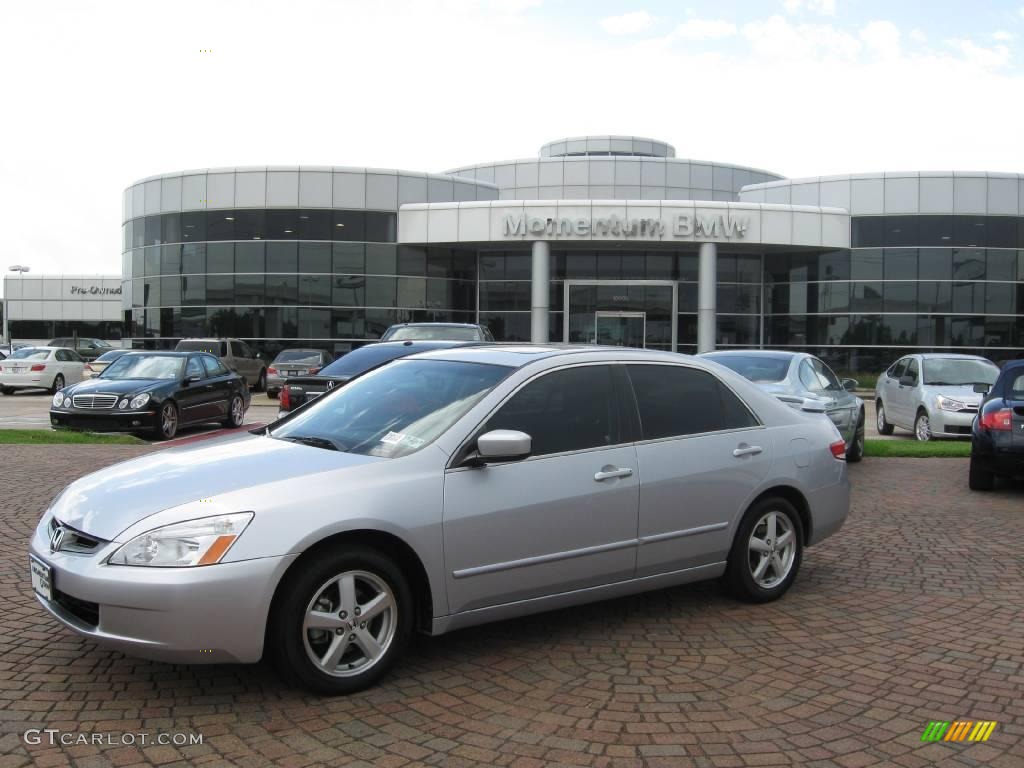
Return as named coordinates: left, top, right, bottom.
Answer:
left=84, top=364, right=94, bottom=372
left=30, top=364, right=46, bottom=372
left=979, top=408, right=1012, bottom=431
left=267, top=367, right=278, bottom=375
left=280, top=386, right=290, bottom=410
left=309, top=367, right=320, bottom=374
left=829, top=439, right=847, bottom=460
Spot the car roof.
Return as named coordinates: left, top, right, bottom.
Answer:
left=408, top=343, right=702, bottom=369
left=387, top=322, right=481, bottom=328
left=120, top=351, right=198, bottom=358
left=701, top=349, right=802, bottom=360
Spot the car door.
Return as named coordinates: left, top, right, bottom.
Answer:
left=893, top=357, right=921, bottom=427
left=881, top=357, right=909, bottom=425
left=177, top=355, right=214, bottom=423
left=442, top=363, right=639, bottom=615
left=625, top=363, right=773, bottom=578
left=811, top=357, right=856, bottom=443
left=200, top=354, right=234, bottom=418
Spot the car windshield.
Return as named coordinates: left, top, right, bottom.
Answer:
left=270, top=359, right=510, bottom=457
left=385, top=326, right=479, bottom=341
left=274, top=350, right=323, bottom=364
left=704, top=354, right=791, bottom=383
left=9, top=348, right=49, bottom=360
left=1010, top=371, right=1024, bottom=398
left=922, top=358, right=999, bottom=386
left=94, top=350, right=127, bottom=362
left=101, top=355, right=183, bottom=380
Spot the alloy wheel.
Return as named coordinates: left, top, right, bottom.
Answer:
left=876, top=405, right=886, bottom=432
left=302, top=570, right=397, bottom=678
left=160, top=403, right=177, bottom=438
left=230, top=396, right=243, bottom=425
left=52, top=374, right=64, bottom=393
left=915, top=413, right=931, bottom=441
left=747, top=511, right=796, bottom=590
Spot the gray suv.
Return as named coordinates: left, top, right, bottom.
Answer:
left=174, top=338, right=268, bottom=392
left=874, top=353, right=1000, bottom=440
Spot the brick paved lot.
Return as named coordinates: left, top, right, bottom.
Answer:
left=1, top=446, right=1021, bottom=768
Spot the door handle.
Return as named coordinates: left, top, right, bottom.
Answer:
left=594, top=467, right=633, bottom=481
left=733, top=445, right=763, bottom=458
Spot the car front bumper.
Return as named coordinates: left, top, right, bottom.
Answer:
left=50, top=409, right=158, bottom=432
left=928, top=409, right=977, bottom=438
left=29, top=517, right=297, bottom=664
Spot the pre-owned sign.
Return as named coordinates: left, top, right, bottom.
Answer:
left=68, top=285, right=122, bottom=297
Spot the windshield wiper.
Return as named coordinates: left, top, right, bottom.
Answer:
left=278, top=435, right=341, bottom=451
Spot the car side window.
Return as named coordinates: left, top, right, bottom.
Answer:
left=627, top=364, right=758, bottom=439
left=201, top=355, right=229, bottom=377
left=905, top=358, right=919, bottom=384
left=812, top=359, right=842, bottom=392
left=185, top=357, right=205, bottom=379
left=483, top=365, right=618, bottom=456
left=799, top=360, right=822, bottom=392
left=230, top=341, right=245, bottom=358
left=55, top=350, right=69, bottom=362
left=890, top=358, right=908, bottom=380
left=1010, top=373, right=1024, bottom=398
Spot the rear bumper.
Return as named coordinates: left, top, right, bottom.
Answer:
left=805, top=466, right=850, bottom=547
left=0, top=372, right=52, bottom=389
left=50, top=409, right=157, bottom=432
left=972, top=450, right=1024, bottom=477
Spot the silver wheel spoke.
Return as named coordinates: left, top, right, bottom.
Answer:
left=749, top=537, right=771, bottom=554
left=304, top=610, right=345, bottom=631
left=353, top=629, right=383, bottom=660
left=752, top=554, right=770, bottom=580
left=359, top=592, right=393, bottom=622
left=338, top=574, right=357, bottom=612
left=776, top=530, right=793, bottom=548
left=320, top=634, right=347, bottom=669
left=771, top=553, right=785, bottom=578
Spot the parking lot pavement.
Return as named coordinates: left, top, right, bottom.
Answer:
left=2, top=448, right=1021, bottom=768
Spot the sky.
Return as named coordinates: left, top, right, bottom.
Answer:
left=2, top=0, right=1024, bottom=287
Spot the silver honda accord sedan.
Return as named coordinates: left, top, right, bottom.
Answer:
left=29, top=346, right=850, bottom=694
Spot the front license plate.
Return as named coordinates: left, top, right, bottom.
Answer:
left=30, top=555, right=52, bottom=601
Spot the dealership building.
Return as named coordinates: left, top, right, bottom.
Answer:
left=117, top=135, right=1024, bottom=369
left=2, top=274, right=123, bottom=345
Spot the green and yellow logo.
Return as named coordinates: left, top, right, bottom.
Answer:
left=921, top=720, right=997, bottom=742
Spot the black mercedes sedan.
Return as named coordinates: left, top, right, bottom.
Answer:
left=50, top=351, right=251, bottom=440
left=969, top=359, right=1024, bottom=490
left=277, top=340, right=481, bottom=417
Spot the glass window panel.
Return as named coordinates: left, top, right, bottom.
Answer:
left=131, top=279, right=143, bottom=308
left=953, top=216, right=987, bottom=247
left=918, top=281, right=951, bottom=313
left=144, top=248, right=160, bottom=276
left=181, top=243, right=205, bottom=275
left=266, top=209, right=299, bottom=239
left=332, top=211, right=365, bottom=241
left=851, top=282, right=883, bottom=312
left=677, top=282, right=697, bottom=313
left=181, top=274, right=205, bottom=305
left=265, top=307, right=298, bottom=337
left=453, top=249, right=477, bottom=279
left=160, top=244, right=181, bottom=275
left=298, top=308, right=331, bottom=338
left=815, top=280, right=850, bottom=313
left=366, top=244, right=397, bottom=275
left=479, top=252, right=504, bottom=280
left=884, top=248, right=917, bottom=280
left=918, top=248, right=952, bottom=280
left=144, top=215, right=161, bottom=246
left=851, top=217, right=884, bottom=248
left=298, top=242, right=331, bottom=273
left=160, top=276, right=181, bottom=307
left=332, top=275, right=365, bottom=306
left=397, top=246, right=426, bottom=276
left=952, top=248, right=985, bottom=280
left=298, top=210, right=332, bottom=240
left=425, top=247, right=453, bottom=278
left=818, top=250, right=849, bottom=281
left=618, top=251, right=645, bottom=280
left=161, top=213, right=181, bottom=244
left=566, top=251, right=596, bottom=278
left=143, top=278, right=160, bottom=307
left=918, top=216, right=953, bottom=246
left=332, top=243, right=365, bottom=274
left=426, top=278, right=452, bottom=308
left=479, top=312, right=530, bottom=342
left=952, top=281, right=983, bottom=313
left=234, top=241, right=265, bottom=273
left=851, top=249, right=883, bottom=280
left=986, top=249, right=1016, bottom=281
left=206, top=211, right=235, bottom=241
left=882, top=315, right=917, bottom=345
left=677, top=314, right=698, bottom=346
left=646, top=252, right=674, bottom=279
left=597, top=252, right=623, bottom=279
left=986, top=217, right=1017, bottom=248
left=131, top=249, right=143, bottom=277
left=366, top=276, right=396, bottom=306
left=180, top=211, right=206, bottom=241
left=234, top=209, right=266, bottom=240
left=397, top=277, right=426, bottom=308
left=985, top=316, right=1014, bottom=347
left=678, top=253, right=698, bottom=281
left=265, top=274, right=298, bottom=304
left=884, top=281, right=917, bottom=313
left=735, top=254, right=761, bottom=283
left=206, top=243, right=234, bottom=273
left=481, top=281, right=528, bottom=311
left=951, top=317, right=984, bottom=346
left=717, top=315, right=759, bottom=346
left=764, top=253, right=790, bottom=284
left=266, top=242, right=298, bottom=273
left=504, top=252, right=531, bottom=279
left=130, top=219, right=145, bottom=248
left=549, top=280, right=564, bottom=311
left=716, top=253, right=737, bottom=282
left=235, top=273, right=264, bottom=305
left=206, top=275, right=234, bottom=304
left=332, top=308, right=365, bottom=338
left=365, top=308, right=397, bottom=337
left=364, top=212, right=397, bottom=242
left=884, top=216, right=919, bottom=247
left=985, top=283, right=1014, bottom=315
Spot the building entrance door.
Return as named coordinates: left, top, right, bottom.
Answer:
left=594, top=311, right=645, bottom=348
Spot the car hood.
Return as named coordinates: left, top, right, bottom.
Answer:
left=921, top=383, right=984, bottom=406
left=49, top=433, right=381, bottom=541
left=66, top=377, right=168, bottom=396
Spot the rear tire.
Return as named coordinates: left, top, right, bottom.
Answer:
left=726, top=497, right=804, bottom=604
left=255, top=369, right=267, bottom=393
left=223, top=394, right=245, bottom=428
left=269, top=546, right=413, bottom=695
left=968, top=457, right=995, bottom=491
left=846, top=410, right=865, bottom=463
left=267, top=390, right=279, bottom=400
left=876, top=400, right=894, bottom=435
left=0, top=386, right=13, bottom=396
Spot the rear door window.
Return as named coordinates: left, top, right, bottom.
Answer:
left=626, top=364, right=758, bottom=440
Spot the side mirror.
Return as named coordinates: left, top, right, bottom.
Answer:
left=899, top=375, right=916, bottom=387
left=801, top=398, right=827, bottom=413
left=973, top=383, right=991, bottom=395
left=475, top=429, right=532, bottom=463
left=842, top=378, right=858, bottom=392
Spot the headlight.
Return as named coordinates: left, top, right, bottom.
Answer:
left=119, top=399, right=128, bottom=409
left=63, top=397, right=71, bottom=408
left=129, top=393, right=151, bottom=409
left=52, top=392, right=64, bottom=407
left=108, top=512, right=254, bottom=567
left=936, top=395, right=966, bottom=412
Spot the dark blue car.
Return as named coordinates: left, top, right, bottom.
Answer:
left=969, top=360, right=1024, bottom=490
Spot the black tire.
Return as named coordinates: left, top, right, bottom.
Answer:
left=267, top=390, right=279, bottom=400
left=968, top=457, right=995, bottom=491
left=50, top=374, right=65, bottom=395
left=914, top=409, right=932, bottom=442
left=254, top=369, right=267, bottom=393
left=154, top=401, right=179, bottom=440
left=223, top=393, right=245, bottom=428
left=846, top=410, right=865, bottom=463
left=269, top=546, right=413, bottom=695
left=725, top=497, right=804, bottom=604
left=0, top=386, right=12, bottom=396
left=875, top=400, right=894, bottom=435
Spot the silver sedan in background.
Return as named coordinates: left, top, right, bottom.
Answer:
left=701, top=350, right=865, bottom=462
left=30, top=346, right=849, bottom=695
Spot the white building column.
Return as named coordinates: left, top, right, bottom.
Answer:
left=530, top=240, right=550, bottom=343
left=697, top=242, right=717, bottom=353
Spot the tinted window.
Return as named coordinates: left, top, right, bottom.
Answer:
left=201, top=354, right=229, bottom=376
left=55, top=350, right=70, bottom=362
left=905, top=358, right=919, bottom=383
left=274, top=349, right=324, bottom=364
left=627, top=364, right=757, bottom=439
left=185, top=357, right=205, bottom=378
left=703, top=353, right=790, bottom=383
left=485, top=365, right=618, bottom=456
left=812, top=359, right=842, bottom=391
left=230, top=341, right=245, bottom=357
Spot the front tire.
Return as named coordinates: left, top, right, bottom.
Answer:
left=846, top=410, right=865, bottom=463
left=876, top=400, right=894, bottom=435
left=50, top=374, right=65, bottom=395
left=269, top=547, right=412, bottom=695
left=914, top=409, right=932, bottom=442
left=154, top=401, right=179, bottom=440
left=968, top=457, right=995, bottom=491
left=223, top=394, right=245, bottom=428
left=725, top=497, right=804, bottom=603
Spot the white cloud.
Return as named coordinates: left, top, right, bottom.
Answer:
left=947, top=39, right=1011, bottom=69
left=742, top=15, right=860, bottom=60
left=672, top=18, right=737, bottom=40
left=486, top=0, right=542, bottom=13
left=909, top=28, right=927, bottom=44
left=783, top=0, right=837, bottom=16
left=860, top=21, right=900, bottom=59
left=600, top=10, right=654, bottom=36
left=993, top=30, right=1014, bottom=42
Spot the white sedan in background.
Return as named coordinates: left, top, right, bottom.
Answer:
left=0, top=347, right=86, bottom=395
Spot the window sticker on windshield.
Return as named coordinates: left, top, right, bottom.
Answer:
left=381, top=431, right=425, bottom=448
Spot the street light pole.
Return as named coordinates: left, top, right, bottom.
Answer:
left=5, top=265, right=30, bottom=348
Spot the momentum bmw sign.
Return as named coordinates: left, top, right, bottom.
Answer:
left=502, top=212, right=749, bottom=240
